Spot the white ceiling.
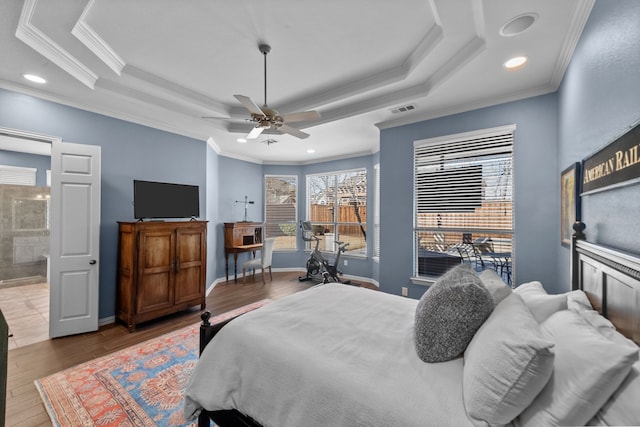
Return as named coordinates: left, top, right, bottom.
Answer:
left=0, top=0, right=594, bottom=164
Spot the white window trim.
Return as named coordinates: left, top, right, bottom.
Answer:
left=264, top=174, right=298, bottom=251
left=373, top=163, right=380, bottom=263
left=411, top=124, right=516, bottom=285
left=305, top=167, right=368, bottom=257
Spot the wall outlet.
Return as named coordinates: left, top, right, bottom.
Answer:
left=343, top=259, right=348, bottom=266
left=401, top=287, right=408, bottom=297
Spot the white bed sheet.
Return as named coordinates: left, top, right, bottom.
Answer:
left=184, top=284, right=474, bottom=427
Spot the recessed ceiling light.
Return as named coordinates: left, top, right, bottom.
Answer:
left=23, top=73, right=46, bottom=84
left=504, top=56, right=528, bottom=69
left=500, top=13, right=537, bottom=37
left=307, top=148, right=315, bottom=154
left=237, top=138, right=247, bottom=143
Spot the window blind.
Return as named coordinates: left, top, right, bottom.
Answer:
left=264, top=175, right=297, bottom=250
left=0, top=165, right=37, bottom=186
left=413, top=125, right=515, bottom=276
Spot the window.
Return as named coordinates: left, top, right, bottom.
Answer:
left=0, top=165, right=36, bottom=186
left=307, top=168, right=367, bottom=256
left=373, top=163, right=380, bottom=260
left=413, top=125, right=515, bottom=280
left=264, top=175, right=297, bottom=250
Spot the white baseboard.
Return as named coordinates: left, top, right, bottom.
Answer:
left=98, top=315, right=115, bottom=326
left=209, top=268, right=378, bottom=289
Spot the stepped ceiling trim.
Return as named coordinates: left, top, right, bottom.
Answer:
left=4, top=0, right=596, bottom=164
left=72, top=0, right=125, bottom=76
left=16, top=0, right=98, bottom=89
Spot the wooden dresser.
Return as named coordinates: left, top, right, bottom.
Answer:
left=116, top=221, right=207, bottom=331
left=224, top=222, right=263, bottom=282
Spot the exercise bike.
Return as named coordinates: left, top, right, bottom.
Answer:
left=298, top=220, right=351, bottom=284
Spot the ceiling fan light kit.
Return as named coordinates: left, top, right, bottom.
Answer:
left=234, top=44, right=320, bottom=140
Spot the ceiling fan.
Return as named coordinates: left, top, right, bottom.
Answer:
left=234, top=44, right=320, bottom=140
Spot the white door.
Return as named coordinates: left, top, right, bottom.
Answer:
left=49, top=141, right=101, bottom=338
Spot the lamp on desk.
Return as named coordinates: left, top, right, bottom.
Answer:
left=235, top=196, right=255, bottom=222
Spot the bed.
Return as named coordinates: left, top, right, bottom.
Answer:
left=184, top=221, right=640, bottom=427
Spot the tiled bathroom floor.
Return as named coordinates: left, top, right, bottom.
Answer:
left=0, top=282, right=49, bottom=350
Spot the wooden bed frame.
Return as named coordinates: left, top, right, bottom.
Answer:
left=571, top=221, right=640, bottom=345
left=196, top=221, right=640, bottom=426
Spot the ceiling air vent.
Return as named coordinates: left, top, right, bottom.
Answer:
left=390, top=104, right=416, bottom=114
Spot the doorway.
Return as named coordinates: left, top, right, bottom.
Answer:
left=0, top=129, right=54, bottom=349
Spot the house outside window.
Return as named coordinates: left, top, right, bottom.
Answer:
left=413, top=125, right=515, bottom=283
left=264, top=175, right=297, bottom=250
left=307, top=169, right=367, bottom=256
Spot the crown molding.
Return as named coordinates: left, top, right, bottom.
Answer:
left=550, top=0, right=596, bottom=86
left=206, top=137, right=221, bottom=154
left=122, top=65, right=228, bottom=116
left=15, top=0, right=98, bottom=89
left=72, top=0, right=125, bottom=76
left=279, top=0, right=443, bottom=114
left=376, top=82, right=557, bottom=130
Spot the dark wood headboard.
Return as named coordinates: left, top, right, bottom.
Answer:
left=571, top=221, right=640, bottom=345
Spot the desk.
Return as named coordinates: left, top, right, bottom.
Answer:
left=224, top=222, right=263, bottom=282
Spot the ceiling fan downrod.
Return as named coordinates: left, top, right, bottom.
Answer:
left=259, top=44, right=271, bottom=107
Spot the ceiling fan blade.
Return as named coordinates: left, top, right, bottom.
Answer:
left=278, top=124, right=310, bottom=139
left=247, top=126, right=265, bottom=139
left=281, top=110, right=321, bottom=123
left=234, top=95, right=265, bottom=116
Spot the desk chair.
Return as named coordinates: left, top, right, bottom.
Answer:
left=242, top=237, right=276, bottom=284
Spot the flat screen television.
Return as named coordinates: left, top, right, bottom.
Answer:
left=133, top=180, right=200, bottom=219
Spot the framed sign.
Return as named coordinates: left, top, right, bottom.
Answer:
left=582, top=121, right=640, bottom=195
left=561, top=162, right=581, bottom=246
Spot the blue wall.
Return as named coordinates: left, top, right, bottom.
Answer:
left=216, top=154, right=378, bottom=282
left=379, top=0, right=640, bottom=297
left=0, top=89, right=209, bottom=319
left=379, top=94, right=559, bottom=297
left=1, top=0, right=637, bottom=320
left=558, top=0, right=640, bottom=268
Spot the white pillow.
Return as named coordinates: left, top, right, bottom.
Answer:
left=577, top=309, right=615, bottom=334
left=513, top=281, right=567, bottom=323
left=580, top=311, right=640, bottom=426
left=477, top=269, right=512, bottom=305
left=589, top=360, right=640, bottom=426
left=463, top=293, right=555, bottom=426
left=566, top=289, right=593, bottom=311
left=517, top=310, right=639, bottom=427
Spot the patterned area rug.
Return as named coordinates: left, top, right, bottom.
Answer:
left=35, top=299, right=271, bottom=427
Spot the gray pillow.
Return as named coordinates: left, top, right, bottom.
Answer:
left=414, top=264, right=494, bottom=363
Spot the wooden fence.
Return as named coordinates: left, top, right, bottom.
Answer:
left=309, top=204, right=367, bottom=224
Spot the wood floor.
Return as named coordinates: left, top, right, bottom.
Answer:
left=4, top=272, right=375, bottom=427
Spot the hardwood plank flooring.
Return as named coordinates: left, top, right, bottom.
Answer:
left=5, top=272, right=375, bottom=427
